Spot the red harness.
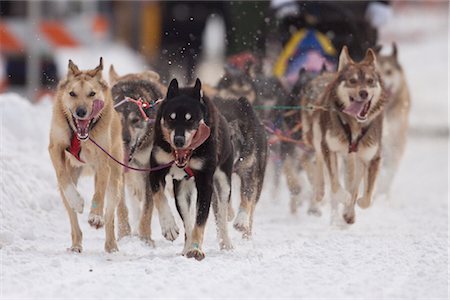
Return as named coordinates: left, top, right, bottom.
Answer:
left=66, top=132, right=85, bottom=163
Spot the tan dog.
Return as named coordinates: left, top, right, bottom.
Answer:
left=306, top=46, right=386, bottom=224
left=48, top=58, right=124, bottom=252
left=376, top=43, right=411, bottom=195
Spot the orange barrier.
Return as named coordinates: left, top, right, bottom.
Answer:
left=0, top=22, right=24, bottom=53
left=40, top=20, right=79, bottom=47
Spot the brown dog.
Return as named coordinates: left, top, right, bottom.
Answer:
left=306, top=46, right=386, bottom=224
left=48, top=58, right=124, bottom=252
left=376, top=44, right=411, bottom=195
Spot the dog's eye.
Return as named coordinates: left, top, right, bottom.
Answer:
left=69, top=91, right=76, bottom=97
left=349, top=78, right=357, bottom=85
left=131, top=118, right=140, bottom=125
left=367, top=78, right=374, bottom=85
left=185, top=113, right=192, bottom=121
left=386, top=70, right=392, bottom=76
left=88, top=91, right=96, bottom=97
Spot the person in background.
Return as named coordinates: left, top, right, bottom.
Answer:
left=270, top=0, right=392, bottom=60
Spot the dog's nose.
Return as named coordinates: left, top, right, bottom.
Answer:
left=174, top=136, right=185, bottom=148
left=76, top=107, right=87, bottom=118
left=359, top=90, right=368, bottom=100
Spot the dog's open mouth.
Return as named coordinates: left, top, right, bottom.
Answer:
left=72, top=99, right=104, bottom=141
left=344, top=98, right=371, bottom=122
left=171, top=122, right=211, bottom=168
left=173, top=148, right=193, bottom=168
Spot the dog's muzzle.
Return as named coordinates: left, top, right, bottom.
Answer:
left=172, top=122, right=211, bottom=168
left=344, top=97, right=372, bottom=122
left=72, top=99, right=104, bottom=140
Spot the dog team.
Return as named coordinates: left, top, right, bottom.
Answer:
left=48, top=43, right=410, bottom=260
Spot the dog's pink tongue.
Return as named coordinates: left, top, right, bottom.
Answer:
left=344, top=102, right=365, bottom=117
left=190, top=122, right=211, bottom=149
left=89, top=99, right=104, bottom=118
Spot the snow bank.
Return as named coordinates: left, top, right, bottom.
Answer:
left=0, top=94, right=60, bottom=248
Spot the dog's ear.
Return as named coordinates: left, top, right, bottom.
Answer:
left=142, top=70, right=161, bottom=82
left=193, top=78, right=202, bottom=100
left=109, top=64, right=119, bottom=85
left=87, top=57, right=104, bottom=78
left=67, top=60, right=80, bottom=77
left=373, top=45, right=383, bottom=55
left=338, top=46, right=353, bottom=71
left=363, top=48, right=377, bottom=66
left=167, top=78, right=179, bottom=99
left=392, top=42, right=398, bottom=59
left=298, top=67, right=306, bottom=77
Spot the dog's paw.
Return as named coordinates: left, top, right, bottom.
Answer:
left=357, top=197, right=371, bottom=209
left=342, top=208, right=356, bottom=224
left=64, top=185, right=84, bottom=213
left=219, top=239, right=234, bottom=251
left=307, top=206, right=322, bottom=217
left=88, top=213, right=104, bottom=229
left=67, top=245, right=82, bottom=253
left=139, top=233, right=156, bottom=248
left=160, top=216, right=179, bottom=241
left=233, top=210, right=250, bottom=233
left=105, top=240, right=119, bottom=253
left=290, top=197, right=299, bottom=214
left=118, top=223, right=131, bottom=240
left=185, top=248, right=205, bottom=261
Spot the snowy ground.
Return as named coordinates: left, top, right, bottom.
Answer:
left=1, top=3, right=448, bottom=299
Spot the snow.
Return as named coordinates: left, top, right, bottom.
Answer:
left=0, top=4, right=448, bottom=299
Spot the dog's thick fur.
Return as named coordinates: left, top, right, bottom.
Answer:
left=305, top=46, right=386, bottom=224
left=375, top=44, right=411, bottom=195
left=213, top=96, right=268, bottom=238
left=109, top=66, right=178, bottom=245
left=149, top=78, right=234, bottom=260
left=48, top=58, right=124, bottom=252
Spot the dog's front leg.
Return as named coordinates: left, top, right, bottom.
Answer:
left=89, top=161, right=110, bottom=229
left=117, top=173, right=131, bottom=240
left=138, top=179, right=155, bottom=246
left=173, top=179, right=195, bottom=255
left=212, top=169, right=233, bottom=249
left=104, top=163, right=123, bottom=253
left=358, top=156, right=381, bottom=209
left=48, top=144, right=83, bottom=251
left=342, top=154, right=364, bottom=224
left=152, top=183, right=179, bottom=242
left=186, top=172, right=214, bottom=261
left=322, top=142, right=350, bottom=206
left=49, top=144, right=85, bottom=214
left=283, top=155, right=302, bottom=214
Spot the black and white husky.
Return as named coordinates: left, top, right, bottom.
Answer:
left=149, top=78, right=234, bottom=260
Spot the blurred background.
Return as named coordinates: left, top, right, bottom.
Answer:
left=0, top=0, right=448, bottom=133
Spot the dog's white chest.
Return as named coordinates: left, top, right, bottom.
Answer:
left=358, top=144, right=379, bottom=162
left=169, top=165, right=189, bottom=180
left=325, top=131, right=347, bottom=153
